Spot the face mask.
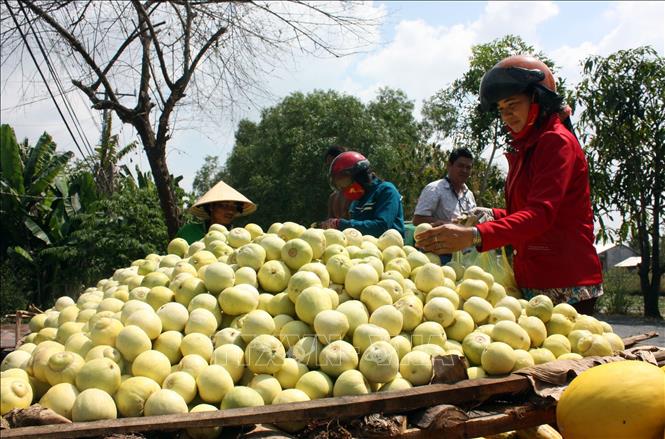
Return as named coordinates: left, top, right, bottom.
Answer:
left=342, top=182, right=365, bottom=200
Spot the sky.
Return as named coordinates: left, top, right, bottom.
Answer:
left=1, top=1, right=664, bottom=198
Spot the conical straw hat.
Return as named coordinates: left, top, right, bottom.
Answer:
left=189, top=180, right=257, bottom=220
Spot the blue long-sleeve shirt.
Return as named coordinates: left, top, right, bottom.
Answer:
left=338, top=178, right=405, bottom=238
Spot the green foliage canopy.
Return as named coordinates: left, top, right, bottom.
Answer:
left=0, top=124, right=172, bottom=313
left=219, top=89, right=431, bottom=227
left=577, top=46, right=664, bottom=318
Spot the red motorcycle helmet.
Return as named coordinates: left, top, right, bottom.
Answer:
left=479, top=55, right=557, bottom=110
left=329, top=151, right=370, bottom=178
left=328, top=151, right=370, bottom=191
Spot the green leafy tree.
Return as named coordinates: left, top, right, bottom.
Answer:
left=209, top=88, right=504, bottom=228
left=192, top=155, right=223, bottom=198
left=0, top=124, right=101, bottom=307
left=365, top=88, right=434, bottom=215
left=1, top=124, right=172, bottom=311
left=40, top=176, right=169, bottom=297
left=577, top=46, right=664, bottom=318
left=222, top=90, right=385, bottom=228
left=421, top=35, right=568, bottom=206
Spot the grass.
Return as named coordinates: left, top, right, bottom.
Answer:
left=598, top=268, right=665, bottom=316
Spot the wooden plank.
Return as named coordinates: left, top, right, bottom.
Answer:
left=398, top=403, right=556, bottom=439
left=411, top=404, right=468, bottom=430
left=399, top=428, right=443, bottom=439
left=622, top=331, right=658, bottom=348
left=2, top=375, right=532, bottom=438
left=655, top=350, right=665, bottom=367
left=463, top=404, right=556, bottom=438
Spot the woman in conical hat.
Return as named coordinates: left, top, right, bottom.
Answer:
left=176, top=180, right=257, bottom=244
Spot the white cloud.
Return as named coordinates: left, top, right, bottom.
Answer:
left=471, top=1, right=559, bottom=44
left=598, top=2, right=664, bottom=54
left=350, top=1, right=561, bottom=115
left=550, top=41, right=599, bottom=87
left=356, top=19, right=474, bottom=105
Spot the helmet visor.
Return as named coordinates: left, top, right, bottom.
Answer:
left=330, top=172, right=354, bottom=191
left=480, top=67, right=545, bottom=110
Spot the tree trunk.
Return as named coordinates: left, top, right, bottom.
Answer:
left=645, top=183, right=662, bottom=319
left=134, top=119, right=181, bottom=238
left=644, top=285, right=661, bottom=318
left=638, top=261, right=653, bottom=316
left=144, top=146, right=181, bottom=238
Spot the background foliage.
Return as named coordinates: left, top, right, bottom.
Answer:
left=576, top=46, right=664, bottom=318
left=1, top=35, right=662, bottom=318
left=0, top=124, right=174, bottom=316
left=195, top=88, right=505, bottom=228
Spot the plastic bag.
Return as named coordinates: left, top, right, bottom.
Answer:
left=448, top=248, right=483, bottom=279
left=462, top=247, right=521, bottom=298
left=461, top=247, right=482, bottom=268
left=487, top=247, right=521, bottom=298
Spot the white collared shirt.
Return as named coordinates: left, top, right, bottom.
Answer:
left=414, top=178, right=476, bottom=222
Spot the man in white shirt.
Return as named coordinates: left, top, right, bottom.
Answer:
left=413, top=147, right=476, bottom=261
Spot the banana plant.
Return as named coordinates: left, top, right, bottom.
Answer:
left=94, top=112, right=138, bottom=196
left=0, top=124, right=74, bottom=257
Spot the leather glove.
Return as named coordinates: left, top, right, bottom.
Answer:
left=468, top=207, right=494, bottom=224
left=319, top=218, right=341, bottom=230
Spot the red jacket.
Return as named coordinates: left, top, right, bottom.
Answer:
left=476, top=114, right=602, bottom=289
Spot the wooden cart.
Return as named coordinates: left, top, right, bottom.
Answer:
left=2, top=333, right=662, bottom=439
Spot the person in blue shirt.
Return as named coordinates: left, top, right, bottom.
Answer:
left=319, top=151, right=405, bottom=238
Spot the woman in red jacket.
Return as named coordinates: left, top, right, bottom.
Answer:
left=417, top=55, right=603, bottom=314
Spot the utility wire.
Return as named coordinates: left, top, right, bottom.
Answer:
left=56, top=50, right=101, bottom=133
left=34, top=25, right=97, bottom=159
left=0, top=190, right=69, bottom=201
left=0, top=85, right=78, bottom=111
left=5, top=1, right=95, bottom=171
left=20, top=4, right=97, bottom=160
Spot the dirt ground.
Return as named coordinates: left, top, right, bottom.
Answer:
left=596, top=313, right=664, bottom=347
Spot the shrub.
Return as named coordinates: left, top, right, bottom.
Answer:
left=599, top=268, right=641, bottom=315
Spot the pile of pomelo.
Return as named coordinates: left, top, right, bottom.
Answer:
left=0, top=221, right=625, bottom=435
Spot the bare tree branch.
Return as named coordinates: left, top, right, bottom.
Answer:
left=18, top=0, right=118, bottom=101
left=131, top=0, right=174, bottom=89
left=182, top=0, right=192, bottom=66
left=90, top=26, right=142, bottom=90
left=155, top=21, right=228, bottom=151
left=3, top=0, right=381, bottom=237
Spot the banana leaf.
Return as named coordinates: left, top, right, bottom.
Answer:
left=24, top=132, right=56, bottom=187
left=24, top=217, right=51, bottom=245
left=0, top=124, right=25, bottom=195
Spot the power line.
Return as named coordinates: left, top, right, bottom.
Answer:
left=22, top=7, right=97, bottom=160
left=0, top=190, right=69, bottom=201
left=5, top=1, right=95, bottom=171
left=0, top=85, right=78, bottom=111
left=54, top=50, right=101, bottom=134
